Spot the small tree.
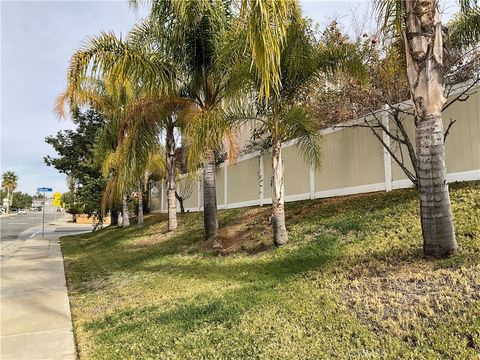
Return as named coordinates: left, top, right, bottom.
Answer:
left=175, top=176, right=196, bottom=214
left=233, top=17, right=322, bottom=246
left=45, top=110, right=106, bottom=221
left=11, top=192, right=33, bottom=209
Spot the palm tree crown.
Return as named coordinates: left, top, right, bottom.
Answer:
left=2, top=171, right=18, bottom=193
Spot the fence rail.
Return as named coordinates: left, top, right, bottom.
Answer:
left=149, top=85, right=480, bottom=213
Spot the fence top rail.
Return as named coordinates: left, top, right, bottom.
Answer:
left=235, top=80, right=480, bottom=161
left=174, top=80, right=479, bottom=175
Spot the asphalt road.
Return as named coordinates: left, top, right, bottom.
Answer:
left=0, top=206, right=64, bottom=258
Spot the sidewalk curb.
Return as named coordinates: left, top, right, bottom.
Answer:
left=0, top=220, right=91, bottom=360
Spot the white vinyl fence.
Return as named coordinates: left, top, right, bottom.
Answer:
left=149, top=85, right=480, bottom=213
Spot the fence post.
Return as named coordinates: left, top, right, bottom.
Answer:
left=382, top=104, right=392, bottom=192
left=309, top=165, right=315, bottom=199
left=197, top=173, right=201, bottom=211
left=160, top=179, right=164, bottom=213
left=224, top=162, right=228, bottom=209
left=259, top=154, right=264, bottom=206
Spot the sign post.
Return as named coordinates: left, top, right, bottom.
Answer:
left=37, top=187, right=52, bottom=237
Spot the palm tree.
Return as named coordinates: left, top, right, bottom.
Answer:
left=449, top=1, right=480, bottom=48
left=104, top=140, right=164, bottom=229
left=376, top=0, right=479, bottom=257
left=233, top=16, right=321, bottom=246
left=58, top=75, right=155, bottom=228
left=119, top=98, right=190, bottom=231
left=57, top=76, right=131, bottom=227
left=2, top=171, right=18, bottom=214
left=61, top=30, right=175, bottom=228
left=124, top=95, right=195, bottom=231
left=128, top=1, right=241, bottom=239
left=65, top=0, right=303, bottom=239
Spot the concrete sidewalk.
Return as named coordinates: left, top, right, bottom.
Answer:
left=1, top=216, right=92, bottom=360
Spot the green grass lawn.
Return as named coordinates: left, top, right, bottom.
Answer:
left=61, top=181, right=480, bottom=359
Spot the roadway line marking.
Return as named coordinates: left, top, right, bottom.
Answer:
left=28, top=230, right=41, bottom=239
left=7, top=222, right=28, bottom=225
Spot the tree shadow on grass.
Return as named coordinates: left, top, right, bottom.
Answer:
left=140, top=233, right=339, bottom=283
left=82, top=235, right=341, bottom=348
left=65, top=183, right=477, bottom=296
left=84, top=282, right=276, bottom=337
left=63, top=188, right=420, bottom=295
left=69, top=223, right=340, bottom=295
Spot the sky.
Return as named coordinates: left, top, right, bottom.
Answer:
left=1, top=0, right=458, bottom=194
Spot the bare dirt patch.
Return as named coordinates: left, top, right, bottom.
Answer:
left=341, top=260, right=480, bottom=336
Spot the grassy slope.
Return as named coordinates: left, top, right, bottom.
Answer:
left=62, top=182, right=480, bottom=359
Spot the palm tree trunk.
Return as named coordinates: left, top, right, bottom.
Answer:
left=416, top=116, right=456, bottom=257
left=122, top=192, right=130, bottom=227
left=144, top=178, right=150, bottom=214
left=166, top=124, right=177, bottom=231
left=404, top=0, right=457, bottom=257
left=6, top=188, right=10, bottom=214
left=137, top=185, right=144, bottom=228
left=110, top=209, right=119, bottom=226
left=271, top=136, right=288, bottom=246
left=203, top=149, right=218, bottom=239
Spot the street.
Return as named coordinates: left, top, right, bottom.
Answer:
left=1, top=206, right=68, bottom=260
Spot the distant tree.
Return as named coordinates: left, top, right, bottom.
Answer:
left=1, top=171, right=18, bottom=213
left=11, top=192, right=33, bottom=209
left=60, top=191, right=73, bottom=206
left=32, top=192, right=44, bottom=200
left=175, top=175, right=196, bottom=214
left=0, top=189, right=6, bottom=210
left=44, top=110, right=106, bottom=219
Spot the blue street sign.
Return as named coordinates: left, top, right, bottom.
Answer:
left=37, top=187, right=53, bottom=192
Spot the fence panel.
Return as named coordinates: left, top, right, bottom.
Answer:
left=149, top=87, right=480, bottom=213
left=227, top=156, right=260, bottom=208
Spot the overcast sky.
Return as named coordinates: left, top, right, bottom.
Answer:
left=1, top=0, right=458, bottom=194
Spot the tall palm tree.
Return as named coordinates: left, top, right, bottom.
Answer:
left=61, top=33, right=175, bottom=226
left=57, top=76, right=133, bottom=227
left=125, top=95, right=195, bottom=231
left=2, top=171, right=18, bottom=214
left=376, top=0, right=479, bottom=257
left=233, top=16, right=321, bottom=246
left=66, top=0, right=302, bottom=239
left=60, top=72, right=190, bottom=232
left=128, top=0, right=240, bottom=239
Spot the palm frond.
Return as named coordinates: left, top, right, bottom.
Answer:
left=374, top=0, right=404, bottom=36
left=182, top=107, right=234, bottom=171
left=449, top=6, right=480, bottom=48
left=241, top=0, right=301, bottom=100
left=281, top=105, right=322, bottom=167
left=67, top=31, right=176, bottom=95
